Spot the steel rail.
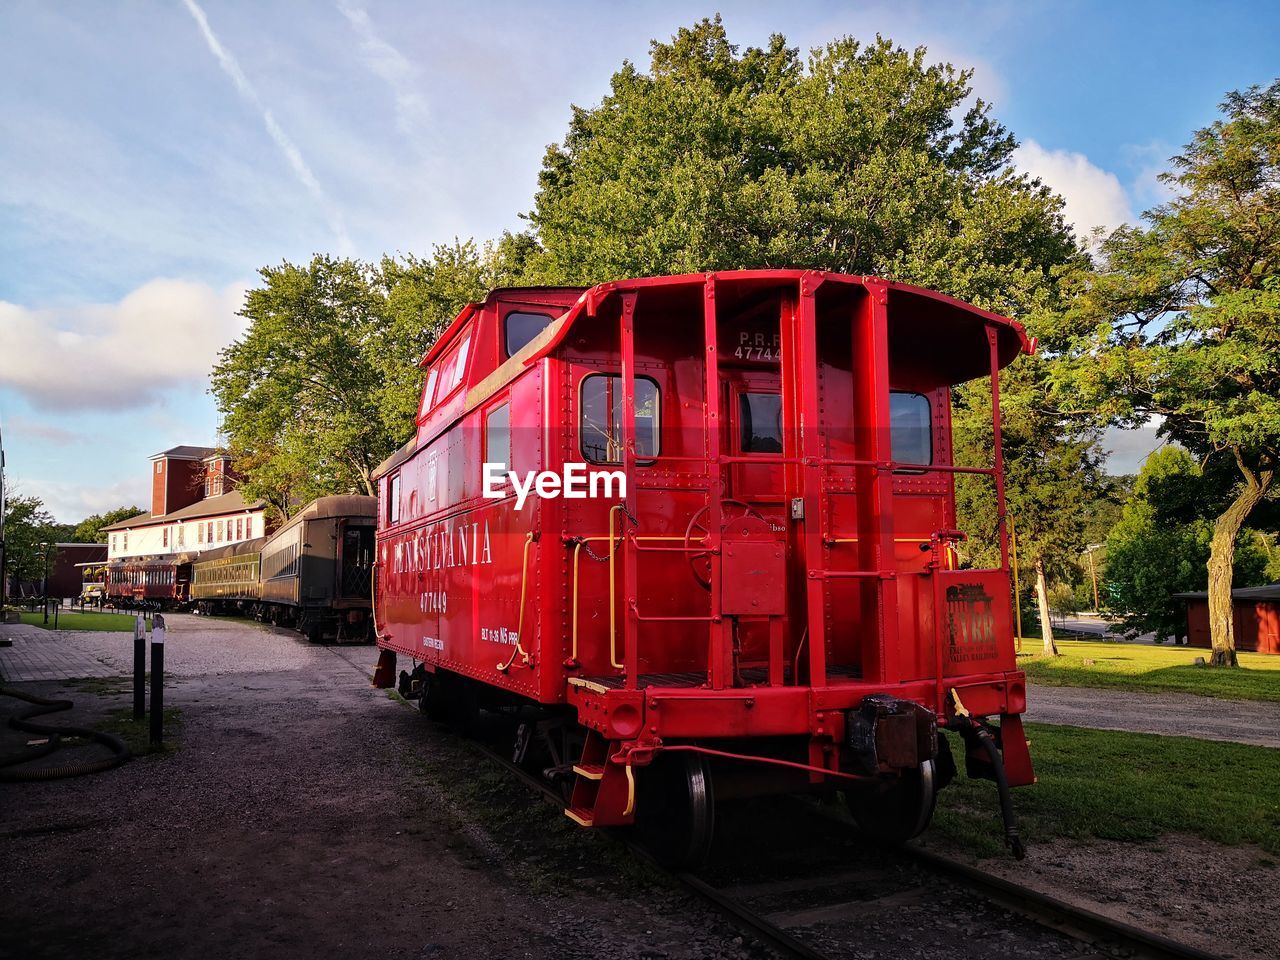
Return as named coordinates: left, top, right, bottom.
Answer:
left=439, top=717, right=1224, bottom=960
left=904, top=846, right=1226, bottom=960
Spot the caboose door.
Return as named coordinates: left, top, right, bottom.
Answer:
left=720, top=370, right=784, bottom=505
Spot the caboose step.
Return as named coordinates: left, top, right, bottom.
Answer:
left=572, top=762, right=605, bottom=780
left=565, top=806, right=594, bottom=827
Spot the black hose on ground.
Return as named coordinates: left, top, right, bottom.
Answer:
left=0, top=687, right=131, bottom=781
left=968, top=719, right=1026, bottom=860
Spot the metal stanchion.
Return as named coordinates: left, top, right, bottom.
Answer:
left=133, top=614, right=146, bottom=721
left=149, top=614, right=165, bottom=746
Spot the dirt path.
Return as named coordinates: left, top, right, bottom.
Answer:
left=0, top=616, right=752, bottom=960
left=1026, top=683, right=1280, bottom=748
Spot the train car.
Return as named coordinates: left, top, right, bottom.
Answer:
left=189, top=538, right=266, bottom=612
left=255, top=495, right=376, bottom=641
left=188, top=497, right=375, bottom=641
left=104, top=556, right=192, bottom=609
left=371, top=270, right=1035, bottom=865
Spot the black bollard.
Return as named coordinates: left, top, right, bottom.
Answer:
left=149, top=614, right=166, bottom=746
left=133, top=615, right=146, bottom=721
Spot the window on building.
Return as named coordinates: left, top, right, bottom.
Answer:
left=198, top=524, right=204, bottom=544
left=111, top=534, right=117, bottom=552
left=122, top=532, right=128, bottom=551
left=485, top=403, right=510, bottom=469
left=580, top=374, right=660, bottom=464
left=890, top=391, right=933, bottom=466
left=504, top=311, right=554, bottom=358
left=156, top=462, right=163, bottom=474
left=207, top=521, right=213, bottom=542
left=236, top=518, right=243, bottom=540
left=738, top=393, right=784, bottom=454
left=177, top=525, right=185, bottom=547
left=163, top=528, right=169, bottom=547
left=388, top=475, right=400, bottom=524
left=217, top=521, right=224, bottom=542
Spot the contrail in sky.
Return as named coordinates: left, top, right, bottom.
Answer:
left=336, top=1, right=432, bottom=147
left=181, top=0, right=353, bottom=253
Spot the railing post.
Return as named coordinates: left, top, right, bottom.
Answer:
left=618, top=292, right=640, bottom=687
left=792, top=273, right=827, bottom=689
left=133, top=614, right=146, bottom=721
left=986, top=326, right=1011, bottom=572
left=853, top=278, right=901, bottom=684
left=702, top=276, right=731, bottom=690
left=149, top=614, right=165, bottom=747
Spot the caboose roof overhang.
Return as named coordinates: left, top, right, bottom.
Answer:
left=419, top=271, right=1030, bottom=384
left=513, top=271, right=1031, bottom=384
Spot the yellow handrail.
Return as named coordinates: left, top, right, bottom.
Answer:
left=570, top=519, right=696, bottom=667
left=497, top=532, right=535, bottom=672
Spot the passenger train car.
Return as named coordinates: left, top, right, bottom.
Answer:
left=371, top=270, right=1034, bottom=864
left=105, top=496, right=375, bottom=643
left=190, top=496, right=376, bottom=642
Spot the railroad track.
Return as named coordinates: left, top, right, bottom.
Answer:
left=454, top=725, right=1224, bottom=960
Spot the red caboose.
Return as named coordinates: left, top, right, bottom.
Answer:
left=373, top=270, right=1034, bottom=864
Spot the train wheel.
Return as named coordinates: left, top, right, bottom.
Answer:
left=844, top=760, right=938, bottom=847
left=418, top=673, right=450, bottom=723
left=634, top=752, right=715, bottom=868
left=444, top=676, right=480, bottom=737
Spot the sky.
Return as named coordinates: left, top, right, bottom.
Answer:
left=1, top=1, right=1277, bottom=522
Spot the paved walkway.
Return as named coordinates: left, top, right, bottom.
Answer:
left=1027, top=683, right=1280, bottom=749
left=0, top=622, right=124, bottom=681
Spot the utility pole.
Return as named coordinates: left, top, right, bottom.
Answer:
left=1084, top=543, right=1103, bottom=611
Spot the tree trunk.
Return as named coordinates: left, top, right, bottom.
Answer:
left=1035, top=558, right=1058, bottom=656
left=1206, top=452, right=1273, bottom=668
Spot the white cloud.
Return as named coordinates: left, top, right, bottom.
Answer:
left=181, top=0, right=353, bottom=254
left=1013, top=139, right=1135, bottom=240
left=0, top=279, right=248, bottom=411
left=32, top=478, right=152, bottom=525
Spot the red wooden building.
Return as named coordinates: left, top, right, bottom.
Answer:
left=1177, top=585, right=1280, bottom=655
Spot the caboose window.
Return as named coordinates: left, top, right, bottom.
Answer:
left=890, top=392, right=933, bottom=466
left=504, top=311, right=554, bottom=358
left=485, top=403, right=510, bottom=468
left=580, top=374, right=659, bottom=464
left=388, top=474, right=401, bottom=524
left=419, top=367, right=439, bottom=419
left=739, top=393, right=784, bottom=454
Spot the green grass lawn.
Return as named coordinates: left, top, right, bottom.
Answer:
left=934, top=721, right=1280, bottom=859
left=18, top=610, right=151, bottom=633
left=1020, top=639, right=1280, bottom=702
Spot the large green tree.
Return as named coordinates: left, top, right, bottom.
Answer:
left=2, top=493, right=59, bottom=593
left=1106, top=447, right=1270, bottom=640
left=72, top=506, right=144, bottom=544
left=1048, top=81, right=1280, bottom=666
left=521, top=18, right=1077, bottom=315
left=519, top=18, right=1097, bottom=657
left=211, top=243, right=495, bottom=514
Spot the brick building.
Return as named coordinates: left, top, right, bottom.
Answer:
left=102, top=446, right=270, bottom=561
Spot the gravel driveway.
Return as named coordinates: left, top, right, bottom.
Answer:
left=1026, top=683, right=1280, bottom=748
left=0, top=615, right=753, bottom=960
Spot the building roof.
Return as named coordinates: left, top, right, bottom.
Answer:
left=150, top=445, right=217, bottom=461
left=101, top=489, right=265, bottom=531
left=1173, top=583, right=1280, bottom=602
